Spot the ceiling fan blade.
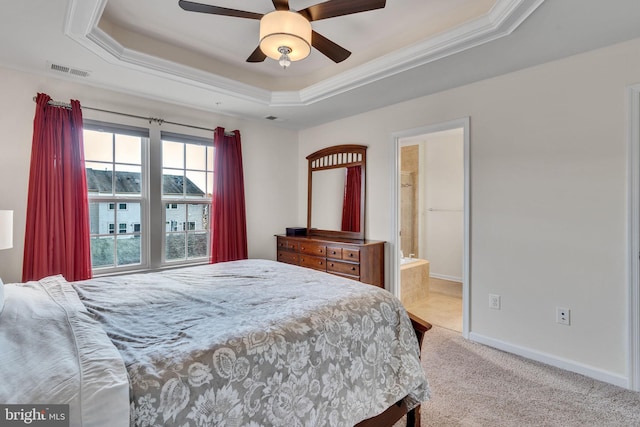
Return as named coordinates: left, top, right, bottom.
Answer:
left=299, top=0, right=386, bottom=22
left=246, top=46, right=267, bottom=63
left=178, top=0, right=263, bottom=19
left=312, top=31, right=351, bottom=63
left=272, top=0, right=290, bottom=11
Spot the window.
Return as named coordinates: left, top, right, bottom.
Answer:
left=83, top=123, right=213, bottom=274
left=162, top=132, right=213, bottom=263
left=84, top=123, right=146, bottom=272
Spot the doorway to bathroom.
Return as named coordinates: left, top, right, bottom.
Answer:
left=393, top=118, right=470, bottom=337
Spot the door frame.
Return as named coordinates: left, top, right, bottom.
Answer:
left=627, top=83, right=640, bottom=391
left=391, top=117, right=470, bottom=338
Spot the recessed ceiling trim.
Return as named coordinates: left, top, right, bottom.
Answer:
left=296, top=0, right=545, bottom=105
left=65, top=0, right=272, bottom=105
left=65, top=0, right=544, bottom=108
left=90, top=28, right=272, bottom=105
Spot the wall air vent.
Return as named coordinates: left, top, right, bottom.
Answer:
left=50, top=63, right=69, bottom=73
left=48, top=62, right=91, bottom=78
left=69, top=68, right=90, bottom=78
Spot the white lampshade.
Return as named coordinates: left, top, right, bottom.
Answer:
left=0, top=210, right=13, bottom=250
left=259, top=11, right=312, bottom=62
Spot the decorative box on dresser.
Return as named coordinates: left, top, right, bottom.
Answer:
left=276, top=235, right=385, bottom=288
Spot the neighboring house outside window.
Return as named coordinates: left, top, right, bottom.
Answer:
left=84, top=122, right=213, bottom=274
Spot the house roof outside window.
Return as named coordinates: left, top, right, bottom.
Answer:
left=86, top=169, right=205, bottom=196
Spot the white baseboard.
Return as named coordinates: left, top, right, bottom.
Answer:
left=468, top=332, right=630, bottom=389
left=430, top=273, right=462, bottom=283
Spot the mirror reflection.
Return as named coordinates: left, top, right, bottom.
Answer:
left=307, top=145, right=366, bottom=240
left=311, top=166, right=361, bottom=232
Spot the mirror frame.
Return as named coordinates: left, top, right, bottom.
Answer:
left=307, top=144, right=366, bottom=240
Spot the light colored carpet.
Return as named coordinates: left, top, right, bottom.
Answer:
left=419, top=326, right=640, bottom=426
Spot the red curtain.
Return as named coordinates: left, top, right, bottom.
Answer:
left=22, top=93, right=92, bottom=282
left=210, top=127, right=248, bottom=263
left=341, top=166, right=362, bottom=232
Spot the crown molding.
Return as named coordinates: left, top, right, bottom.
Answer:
left=296, top=0, right=545, bottom=105
left=65, top=0, right=544, bottom=108
left=65, top=0, right=272, bottom=105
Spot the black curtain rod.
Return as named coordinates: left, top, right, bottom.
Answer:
left=32, top=96, right=234, bottom=135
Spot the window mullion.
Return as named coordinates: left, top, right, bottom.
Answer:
left=148, top=125, right=163, bottom=269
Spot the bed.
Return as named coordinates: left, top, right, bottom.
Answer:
left=0, top=259, right=430, bottom=426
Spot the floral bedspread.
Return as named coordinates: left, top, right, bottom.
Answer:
left=73, top=259, right=430, bottom=427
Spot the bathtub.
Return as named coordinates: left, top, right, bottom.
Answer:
left=400, top=258, right=430, bottom=308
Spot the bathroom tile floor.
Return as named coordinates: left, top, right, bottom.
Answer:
left=407, top=278, right=462, bottom=333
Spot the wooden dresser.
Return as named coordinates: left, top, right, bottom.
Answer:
left=276, top=235, right=385, bottom=288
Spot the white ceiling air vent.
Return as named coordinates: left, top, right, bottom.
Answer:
left=48, top=62, right=91, bottom=78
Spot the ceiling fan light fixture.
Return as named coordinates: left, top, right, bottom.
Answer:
left=259, top=11, right=311, bottom=64
left=278, top=47, right=292, bottom=69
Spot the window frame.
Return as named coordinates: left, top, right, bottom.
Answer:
left=160, top=132, right=213, bottom=265
left=83, top=122, right=215, bottom=275
left=84, top=121, right=149, bottom=275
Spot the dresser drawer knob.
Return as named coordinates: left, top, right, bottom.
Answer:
left=351, top=267, right=356, bottom=271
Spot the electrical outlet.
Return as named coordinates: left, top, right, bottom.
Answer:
left=489, top=294, right=501, bottom=310
left=556, top=307, right=570, bottom=325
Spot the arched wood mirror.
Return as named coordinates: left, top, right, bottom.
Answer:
left=307, top=144, right=366, bottom=240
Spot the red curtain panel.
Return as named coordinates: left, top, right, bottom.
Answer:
left=341, top=165, right=362, bottom=232
left=22, top=93, right=92, bottom=282
left=210, top=127, right=248, bottom=263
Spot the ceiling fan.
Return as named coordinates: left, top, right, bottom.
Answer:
left=178, top=0, right=387, bottom=68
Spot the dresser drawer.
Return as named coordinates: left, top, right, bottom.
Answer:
left=327, top=260, right=360, bottom=277
left=299, top=255, right=326, bottom=271
left=326, top=246, right=342, bottom=259
left=342, top=248, right=360, bottom=262
left=277, top=237, right=298, bottom=251
left=277, top=251, right=299, bottom=265
left=299, top=242, right=326, bottom=256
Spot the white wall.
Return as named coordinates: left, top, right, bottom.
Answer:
left=299, top=37, right=640, bottom=385
left=0, top=66, right=299, bottom=283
